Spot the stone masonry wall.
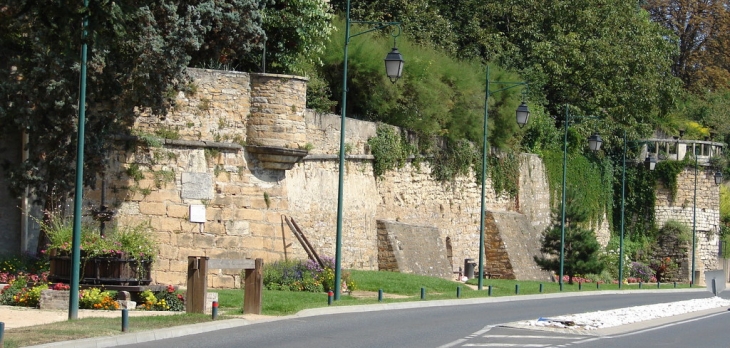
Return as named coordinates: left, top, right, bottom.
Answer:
left=0, top=69, right=626, bottom=288
left=655, top=167, right=721, bottom=283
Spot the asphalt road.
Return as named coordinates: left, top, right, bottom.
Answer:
left=118, top=291, right=719, bottom=348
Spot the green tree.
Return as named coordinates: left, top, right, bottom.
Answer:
left=535, top=189, right=605, bottom=284
left=0, top=0, right=265, bottom=219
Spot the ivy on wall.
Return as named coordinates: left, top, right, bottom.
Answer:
left=541, top=150, right=613, bottom=230
left=654, top=156, right=691, bottom=201
left=367, top=125, right=414, bottom=178
left=612, top=160, right=657, bottom=242
left=368, top=126, right=521, bottom=198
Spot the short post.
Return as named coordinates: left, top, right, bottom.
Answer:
left=378, top=289, right=383, bottom=302
left=596, top=282, right=600, bottom=290
left=488, top=285, right=492, bottom=296
left=712, top=279, right=717, bottom=296
left=515, top=284, right=519, bottom=294
left=328, top=290, right=333, bottom=305
left=539, top=284, right=543, bottom=293
left=1, top=321, right=5, bottom=348
left=212, top=301, right=219, bottom=320
left=243, top=258, right=264, bottom=314
left=121, top=309, right=129, bottom=332
left=186, top=256, right=209, bottom=314
left=639, top=282, right=643, bottom=289
left=420, top=287, right=425, bottom=300
left=456, top=286, right=461, bottom=298
left=578, top=282, right=582, bottom=291
left=657, top=281, right=661, bottom=289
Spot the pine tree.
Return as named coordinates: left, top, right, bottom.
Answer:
left=534, top=188, right=604, bottom=284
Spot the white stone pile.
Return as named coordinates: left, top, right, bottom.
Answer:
left=520, top=297, right=730, bottom=330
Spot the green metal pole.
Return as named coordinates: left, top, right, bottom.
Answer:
left=691, top=152, right=697, bottom=286
left=478, top=66, right=490, bottom=291
left=69, top=0, right=89, bottom=320
left=619, top=130, right=626, bottom=289
left=559, top=105, right=569, bottom=288
left=334, top=0, right=352, bottom=301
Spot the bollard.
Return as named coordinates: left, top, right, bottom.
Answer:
left=515, top=284, right=519, bottom=294
left=121, top=309, right=129, bottom=333
left=639, top=282, right=642, bottom=289
left=212, top=301, right=219, bottom=320
left=539, top=284, right=543, bottom=293
left=420, top=287, right=426, bottom=300
left=456, top=286, right=461, bottom=298
left=378, top=289, right=383, bottom=302
left=578, top=282, right=582, bottom=291
left=657, top=282, right=660, bottom=289
left=713, top=279, right=717, bottom=296
left=597, top=282, right=600, bottom=290
left=1, top=321, right=4, bottom=348
left=328, top=290, right=333, bottom=305
left=674, top=281, right=677, bottom=288
left=488, top=285, right=492, bottom=296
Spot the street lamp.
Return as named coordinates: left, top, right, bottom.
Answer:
left=477, top=66, right=529, bottom=290
left=558, top=105, right=601, bottom=290
left=334, top=0, right=404, bottom=301
left=618, top=131, right=656, bottom=288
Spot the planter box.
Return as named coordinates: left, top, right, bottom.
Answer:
left=49, top=255, right=152, bottom=285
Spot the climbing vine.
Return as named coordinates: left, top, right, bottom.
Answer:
left=487, top=152, right=520, bottom=198
left=428, top=138, right=477, bottom=183
left=367, top=125, right=414, bottom=178
left=541, top=150, right=613, bottom=229
left=654, top=157, right=690, bottom=201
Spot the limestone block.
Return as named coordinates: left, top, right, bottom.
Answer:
left=139, top=201, right=167, bottom=216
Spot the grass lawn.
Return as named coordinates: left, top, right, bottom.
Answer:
left=3, top=270, right=692, bottom=347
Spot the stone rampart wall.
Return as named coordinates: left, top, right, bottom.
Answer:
left=655, top=167, right=721, bottom=281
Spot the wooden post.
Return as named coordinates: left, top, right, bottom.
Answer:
left=186, top=256, right=208, bottom=314
left=243, top=258, right=263, bottom=314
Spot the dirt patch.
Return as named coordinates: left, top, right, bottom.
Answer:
left=348, top=290, right=411, bottom=299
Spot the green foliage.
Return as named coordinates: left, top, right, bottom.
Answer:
left=152, top=170, right=175, bottom=189
left=154, top=127, right=181, bottom=140
left=534, top=188, right=605, bottom=284
left=139, top=285, right=185, bottom=311
left=43, top=212, right=156, bottom=261
left=654, top=157, right=690, bottom=201
left=428, top=138, right=477, bottom=182
left=262, top=260, right=323, bottom=292
left=612, top=156, right=657, bottom=242
left=660, top=220, right=691, bottom=244
left=79, top=288, right=119, bottom=310
left=318, top=18, right=527, bottom=150
left=126, top=164, right=145, bottom=182
left=541, top=150, right=613, bottom=227
left=260, top=0, right=334, bottom=74
left=368, top=125, right=414, bottom=178
left=488, top=152, right=521, bottom=198
left=0, top=276, right=30, bottom=305
left=520, top=106, right=563, bottom=155
left=0, top=0, right=266, bottom=205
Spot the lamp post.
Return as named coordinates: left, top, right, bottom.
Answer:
left=334, top=0, right=404, bottom=301
left=477, top=66, right=529, bottom=290
left=558, top=105, right=602, bottom=290
left=618, top=130, right=656, bottom=288
left=69, top=0, right=90, bottom=320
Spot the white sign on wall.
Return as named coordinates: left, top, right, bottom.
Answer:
left=189, top=205, right=206, bottom=223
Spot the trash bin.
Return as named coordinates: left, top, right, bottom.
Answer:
left=464, top=258, right=476, bottom=279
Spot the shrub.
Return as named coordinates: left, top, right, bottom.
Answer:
left=263, top=256, right=356, bottom=293
left=629, top=261, right=654, bottom=282
left=79, top=288, right=119, bottom=310
left=139, top=285, right=185, bottom=311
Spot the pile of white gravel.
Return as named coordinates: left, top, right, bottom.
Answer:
left=518, top=297, right=730, bottom=330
